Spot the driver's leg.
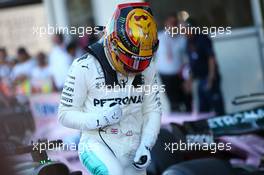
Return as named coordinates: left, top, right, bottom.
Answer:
left=124, top=166, right=146, bottom=175
left=78, top=139, right=123, bottom=175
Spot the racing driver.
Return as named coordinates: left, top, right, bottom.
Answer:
left=58, top=2, right=161, bottom=175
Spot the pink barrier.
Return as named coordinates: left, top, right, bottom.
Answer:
left=29, top=93, right=87, bottom=174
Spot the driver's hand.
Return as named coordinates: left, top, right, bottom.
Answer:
left=133, top=144, right=151, bottom=170
left=101, top=101, right=122, bottom=127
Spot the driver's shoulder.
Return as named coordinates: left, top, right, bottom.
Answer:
left=71, top=53, right=99, bottom=71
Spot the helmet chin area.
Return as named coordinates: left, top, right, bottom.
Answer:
left=116, top=53, right=151, bottom=75
left=112, top=54, right=145, bottom=75
left=116, top=46, right=152, bottom=72
left=106, top=38, right=151, bottom=75
left=123, top=64, right=145, bottom=74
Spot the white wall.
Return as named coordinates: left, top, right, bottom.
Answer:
left=213, top=28, right=264, bottom=113
left=0, top=4, right=52, bottom=55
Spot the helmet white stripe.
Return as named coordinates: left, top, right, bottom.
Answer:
left=133, top=60, right=139, bottom=69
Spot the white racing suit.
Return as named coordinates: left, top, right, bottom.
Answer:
left=58, top=47, right=161, bottom=175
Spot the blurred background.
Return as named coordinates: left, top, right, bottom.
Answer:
left=0, top=0, right=263, bottom=113
left=1, top=0, right=264, bottom=175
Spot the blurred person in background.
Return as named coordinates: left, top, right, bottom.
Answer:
left=79, top=18, right=99, bottom=52
left=156, top=14, right=189, bottom=112
left=11, top=47, right=35, bottom=98
left=49, top=33, right=71, bottom=91
left=66, top=40, right=84, bottom=60
left=31, top=52, right=54, bottom=94
left=186, top=19, right=225, bottom=115
left=66, top=41, right=77, bottom=60
left=0, top=48, right=11, bottom=80
left=0, top=48, right=13, bottom=107
left=11, top=47, right=35, bottom=82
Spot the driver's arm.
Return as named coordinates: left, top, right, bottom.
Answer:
left=58, top=58, right=120, bottom=130
left=141, top=68, right=162, bottom=148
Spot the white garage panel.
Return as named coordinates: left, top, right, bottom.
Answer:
left=214, top=28, right=264, bottom=113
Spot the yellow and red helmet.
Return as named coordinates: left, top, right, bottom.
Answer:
left=105, top=2, right=159, bottom=75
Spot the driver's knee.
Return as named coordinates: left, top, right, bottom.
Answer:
left=92, top=165, right=108, bottom=175
left=79, top=151, right=123, bottom=175
left=91, top=164, right=123, bottom=175
left=79, top=151, right=107, bottom=175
